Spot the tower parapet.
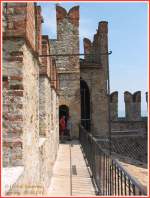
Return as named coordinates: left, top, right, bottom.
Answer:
left=81, top=21, right=109, bottom=137
left=83, top=21, right=108, bottom=69
left=83, top=38, right=92, bottom=62
left=3, top=3, right=44, bottom=55
left=50, top=5, right=80, bottom=137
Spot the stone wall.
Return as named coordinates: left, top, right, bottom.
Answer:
left=39, top=77, right=51, bottom=136
left=81, top=21, right=109, bottom=137
left=21, top=42, right=40, bottom=190
left=111, top=91, right=144, bottom=122
left=39, top=36, right=51, bottom=136
left=2, top=3, right=59, bottom=196
left=111, top=120, right=147, bottom=133
left=109, top=91, right=147, bottom=134
left=2, top=37, right=41, bottom=194
left=124, top=91, right=141, bottom=121
left=110, top=91, right=118, bottom=120
left=3, top=39, right=25, bottom=167
left=38, top=35, right=59, bottom=194
left=50, top=5, right=80, bottom=138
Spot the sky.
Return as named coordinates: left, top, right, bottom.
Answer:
left=38, top=2, right=148, bottom=117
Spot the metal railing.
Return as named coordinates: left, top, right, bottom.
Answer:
left=79, top=125, right=147, bottom=196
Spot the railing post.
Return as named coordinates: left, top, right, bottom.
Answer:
left=79, top=125, right=147, bottom=196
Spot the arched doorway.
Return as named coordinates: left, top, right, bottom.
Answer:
left=59, top=105, right=69, bottom=122
left=80, top=79, right=91, bottom=131
left=59, top=105, right=69, bottom=137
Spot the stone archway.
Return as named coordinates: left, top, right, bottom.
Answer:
left=80, top=79, right=91, bottom=131
left=59, top=104, right=69, bottom=120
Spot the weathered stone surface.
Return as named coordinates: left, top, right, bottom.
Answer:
left=124, top=91, right=141, bottom=121
left=2, top=2, right=147, bottom=196
left=2, top=3, right=59, bottom=196
left=39, top=76, right=51, bottom=136
left=111, top=120, right=147, bottom=133
left=50, top=5, right=80, bottom=138
left=110, top=91, right=118, bottom=120
left=80, top=66, right=108, bottom=137
left=81, top=21, right=109, bottom=137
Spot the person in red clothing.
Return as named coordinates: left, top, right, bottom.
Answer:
left=59, top=115, right=66, bottom=141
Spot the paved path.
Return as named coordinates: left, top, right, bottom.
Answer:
left=47, top=140, right=96, bottom=196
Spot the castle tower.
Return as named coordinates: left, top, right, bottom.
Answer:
left=50, top=5, right=80, bottom=137
left=81, top=21, right=109, bottom=137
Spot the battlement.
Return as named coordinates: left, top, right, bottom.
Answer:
left=3, top=3, right=45, bottom=56
left=36, top=5, right=43, bottom=55
left=110, top=91, right=118, bottom=120
left=40, top=35, right=51, bottom=79
left=110, top=91, right=118, bottom=102
left=124, top=91, right=141, bottom=103
left=110, top=91, right=147, bottom=121
left=3, top=3, right=59, bottom=92
left=40, top=35, right=59, bottom=92
left=56, top=5, right=79, bottom=26
left=98, top=21, right=108, bottom=33
left=83, top=21, right=108, bottom=65
left=51, top=59, right=59, bottom=91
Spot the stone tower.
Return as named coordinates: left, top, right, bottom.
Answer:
left=80, top=21, right=109, bottom=137
left=50, top=5, right=80, bottom=137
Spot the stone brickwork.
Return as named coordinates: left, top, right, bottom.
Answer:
left=50, top=5, right=80, bottom=138
left=81, top=21, right=109, bottom=137
left=2, top=2, right=147, bottom=196
left=3, top=3, right=37, bottom=52
left=3, top=39, right=24, bottom=167
left=39, top=77, right=51, bottom=136
left=124, top=91, right=141, bottom=121
left=2, top=3, right=59, bottom=196
left=110, top=91, right=118, bottom=120
left=109, top=91, right=147, bottom=133
left=39, top=44, right=59, bottom=194
left=111, top=119, right=147, bottom=133
left=39, top=36, right=52, bottom=136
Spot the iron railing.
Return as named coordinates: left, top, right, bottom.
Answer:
left=79, top=125, right=147, bottom=196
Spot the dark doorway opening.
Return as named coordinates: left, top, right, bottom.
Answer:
left=80, top=79, right=91, bottom=131
left=59, top=105, right=69, bottom=122
left=59, top=105, right=69, bottom=136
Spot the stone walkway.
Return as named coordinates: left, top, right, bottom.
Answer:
left=47, top=140, right=96, bottom=196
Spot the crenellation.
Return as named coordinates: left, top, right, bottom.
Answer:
left=83, top=21, right=108, bottom=68
left=50, top=4, right=80, bottom=137
left=133, top=91, right=141, bottom=102
left=3, top=3, right=41, bottom=54
left=98, top=21, right=108, bottom=33
left=110, top=91, right=118, bottom=120
left=124, top=91, right=141, bottom=121
left=2, top=3, right=147, bottom=196
left=83, top=38, right=93, bottom=62
left=40, top=35, right=51, bottom=78
left=2, top=2, right=59, bottom=195
left=35, top=6, right=43, bottom=55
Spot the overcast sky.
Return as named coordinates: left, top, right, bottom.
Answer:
left=38, top=2, right=148, bottom=116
